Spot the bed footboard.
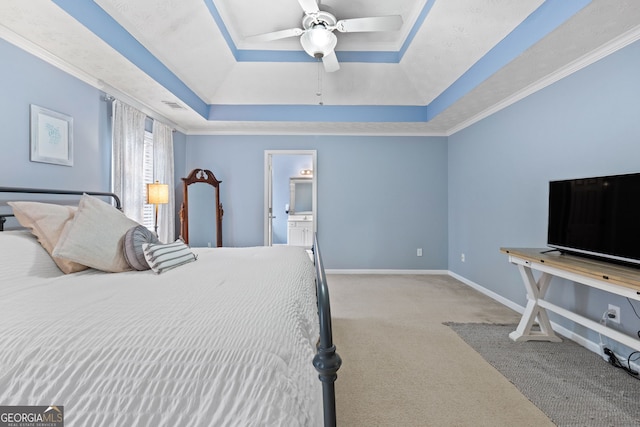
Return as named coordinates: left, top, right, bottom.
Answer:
left=312, top=233, right=342, bottom=427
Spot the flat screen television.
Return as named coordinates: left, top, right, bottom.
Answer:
left=547, top=172, right=640, bottom=266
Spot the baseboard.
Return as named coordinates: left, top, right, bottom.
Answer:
left=324, top=269, right=522, bottom=311
left=450, top=271, right=640, bottom=374
left=448, top=271, right=524, bottom=315
left=325, top=267, right=638, bottom=371
left=547, top=322, right=600, bottom=353
left=325, top=269, right=449, bottom=275
left=542, top=320, right=640, bottom=373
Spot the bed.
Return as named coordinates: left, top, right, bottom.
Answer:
left=0, top=187, right=340, bottom=426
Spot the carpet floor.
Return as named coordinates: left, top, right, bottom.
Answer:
left=448, top=323, right=640, bottom=426
left=327, top=274, right=639, bottom=426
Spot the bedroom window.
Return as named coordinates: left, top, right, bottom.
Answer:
left=112, top=99, right=175, bottom=243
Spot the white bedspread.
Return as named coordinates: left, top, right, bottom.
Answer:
left=0, top=232, right=322, bottom=426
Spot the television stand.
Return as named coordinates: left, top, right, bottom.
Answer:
left=500, top=247, right=640, bottom=351
left=539, top=248, right=561, bottom=254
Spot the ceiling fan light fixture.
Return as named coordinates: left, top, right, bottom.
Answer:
left=300, top=25, right=337, bottom=58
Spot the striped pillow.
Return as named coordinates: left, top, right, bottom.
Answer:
left=123, top=225, right=159, bottom=271
left=142, top=239, right=197, bottom=274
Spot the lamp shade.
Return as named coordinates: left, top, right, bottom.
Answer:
left=147, top=181, right=169, bottom=204
left=300, top=25, right=337, bottom=58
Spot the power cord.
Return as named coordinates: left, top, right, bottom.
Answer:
left=598, top=309, right=614, bottom=351
left=603, top=347, right=640, bottom=379
left=599, top=307, right=640, bottom=379
left=627, top=297, right=640, bottom=321
left=598, top=298, right=640, bottom=380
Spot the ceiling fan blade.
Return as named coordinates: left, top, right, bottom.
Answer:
left=298, top=0, right=319, bottom=15
left=246, top=28, right=304, bottom=42
left=335, top=15, right=403, bottom=33
left=322, top=51, right=340, bottom=72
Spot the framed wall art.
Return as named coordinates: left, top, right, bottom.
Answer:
left=30, top=104, right=73, bottom=166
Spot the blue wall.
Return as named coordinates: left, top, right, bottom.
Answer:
left=0, top=35, right=449, bottom=272
left=0, top=38, right=188, bottom=238
left=448, top=39, right=640, bottom=347
left=0, top=39, right=109, bottom=191
left=4, top=30, right=640, bottom=355
left=184, top=135, right=449, bottom=269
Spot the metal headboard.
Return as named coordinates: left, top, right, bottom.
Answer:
left=0, top=187, right=122, bottom=231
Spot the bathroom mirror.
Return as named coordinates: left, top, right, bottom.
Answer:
left=180, top=169, right=223, bottom=247
left=289, top=177, right=312, bottom=215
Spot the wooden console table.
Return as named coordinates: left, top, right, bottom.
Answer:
left=500, top=247, right=640, bottom=351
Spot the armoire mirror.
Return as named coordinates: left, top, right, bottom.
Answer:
left=180, top=169, right=223, bottom=247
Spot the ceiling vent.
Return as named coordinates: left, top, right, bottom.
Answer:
left=161, top=100, right=185, bottom=110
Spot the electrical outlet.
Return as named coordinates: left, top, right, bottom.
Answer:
left=608, top=304, right=620, bottom=324
left=461, top=253, right=465, bottom=262
left=417, top=248, right=422, bottom=257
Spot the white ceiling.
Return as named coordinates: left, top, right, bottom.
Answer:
left=1, top=0, right=640, bottom=135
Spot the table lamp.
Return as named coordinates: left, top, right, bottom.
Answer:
left=147, top=181, right=169, bottom=235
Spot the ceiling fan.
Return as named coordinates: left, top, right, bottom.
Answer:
left=246, top=0, right=403, bottom=72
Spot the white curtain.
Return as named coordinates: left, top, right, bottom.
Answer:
left=111, top=100, right=146, bottom=223
left=152, top=120, right=175, bottom=243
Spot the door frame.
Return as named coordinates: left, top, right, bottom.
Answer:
left=264, top=150, right=317, bottom=246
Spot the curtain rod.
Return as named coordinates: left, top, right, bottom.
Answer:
left=103, top=94, right=176, bottom=132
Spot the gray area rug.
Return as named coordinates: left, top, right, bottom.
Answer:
left=447, top=323, right=640, bottom=427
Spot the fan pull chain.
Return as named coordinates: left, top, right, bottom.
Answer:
left=316, top=60, right=324, bottom=106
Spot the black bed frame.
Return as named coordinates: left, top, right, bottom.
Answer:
left=0, top=186, right=341, bottom=426
left=0, top=187, right=122, bottom=231
left=312, top=232, right=342, bottom=427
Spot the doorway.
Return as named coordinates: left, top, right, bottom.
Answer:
left=264, top=150, right=317, bottom=247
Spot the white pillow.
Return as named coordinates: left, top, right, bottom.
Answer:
left=7, top=201, right=88, bottom=274
left=143, top=239, right=197, bottom=274
left=53, top=194, right=140, bottom=273
left=0, top=230, right=64, bottom=281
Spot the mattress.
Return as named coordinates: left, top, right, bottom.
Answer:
left=0, top=231, right=322, bottom=426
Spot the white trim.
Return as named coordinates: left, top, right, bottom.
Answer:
left=0, top=24, right=102, bottom=94
left=326, top=269, right=449, bottom=275
left=186, top=128, right=449, bottom=137
left=0, top=24, right=185, bottom=134
left=551, top=322, right=601, bottom=354
left=5, top=16, right=639, bottom=138
left=447, top=24, right=640, bottom=136
left=449, top=270, right=640, bottom=373
left=448, top=271, right=524, bottom=314
left=324, top=267, right=640, bottom=372
left=98, top=83, right=185, bottom=134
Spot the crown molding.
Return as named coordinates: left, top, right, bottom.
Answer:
left=0, top=24, right=185, bottom=134
left=1, top=24, right=102, bottom=89
left=184, top=126, right=447, bottom=137
left=446, top=25, right=640, bottom=136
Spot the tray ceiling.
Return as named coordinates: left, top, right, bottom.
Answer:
left=1, top=0, right=639, bottom=135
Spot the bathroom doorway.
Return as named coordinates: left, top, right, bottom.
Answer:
left=264, top=150, right=317, bottom=247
